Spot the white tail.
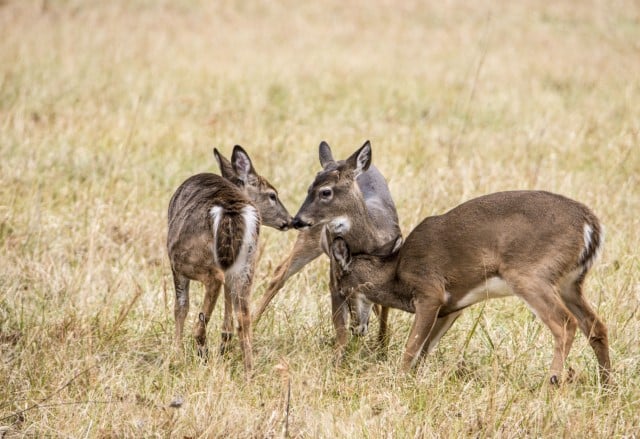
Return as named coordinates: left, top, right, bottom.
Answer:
left=253, top=141, right=402, bottom=361
left=167, top=145, right=291, bottom=375
left=328, top=190, right=610, bottom=385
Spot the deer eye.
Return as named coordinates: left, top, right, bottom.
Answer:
left=268, top=192, right=277, bottom=202
left=320, top=188, right=332, bottom=199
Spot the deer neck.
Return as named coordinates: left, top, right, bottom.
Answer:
left=340, top=191, right=389, bottom=254
left=349, top=253, right=411, bottom=311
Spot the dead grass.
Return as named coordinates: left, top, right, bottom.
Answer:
left=1, top=0, right=639, bottom=437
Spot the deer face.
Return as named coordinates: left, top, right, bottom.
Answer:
left=292, top=141, right=371, bottom=230
left=214, top=145, right=292, bottom=230
left=330, top=236, right=376, bottom=336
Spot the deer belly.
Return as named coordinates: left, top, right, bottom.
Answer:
left=446, top=276, right=514, bottom=310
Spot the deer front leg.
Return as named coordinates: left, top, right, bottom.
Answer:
left=421, top=310, right=463, bottom=357
left=373, top=304, right=390, bottom=352
left=253, top=228, right=323, bottom=325
left=401, top=296, right=442, bottom=372
left=330, top=286, right=350, bottom=366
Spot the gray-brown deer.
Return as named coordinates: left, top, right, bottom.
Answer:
left=252, top=141, right=402, bottom=359
left=167, top=145, right=291, bottom=374
left=296, top=145, right=611, bottom=385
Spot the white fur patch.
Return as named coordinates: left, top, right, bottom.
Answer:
left=450, top=276, right=514, bottom=309
left=583, top=223, right=593, bottom=255
left=226, top=205, right=259, bottom=278
left=580, top=222, right=604, bottom=270
left=210, top=205, right=224, bottom=265
left=391, top=236, right=403, bottom=253
left=328, top=216, right=352, bottom=236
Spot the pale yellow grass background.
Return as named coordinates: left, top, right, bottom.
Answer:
left=1, top=0, right=639, bottom=437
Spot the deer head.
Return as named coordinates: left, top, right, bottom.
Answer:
left=291, top=141, right=371, bottom=230
left=214, top=145, right=292, bottom=230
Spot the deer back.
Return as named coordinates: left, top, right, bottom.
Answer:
left=397, top=190, right=601, bottom=293
left=168, top=173, right=259, bottom=278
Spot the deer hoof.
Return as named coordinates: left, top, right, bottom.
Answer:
left=566, top=367, right=576, bottom=383
left=219, top=332, right=233, bottom=356
left=197, top=345, right=209, bottom=361
left=350, top=323, right=369, bottom=337
left=549, top=375, right=560, bottom=386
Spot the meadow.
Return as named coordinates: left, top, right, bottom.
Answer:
left=1, top=0, right=639, bottom=437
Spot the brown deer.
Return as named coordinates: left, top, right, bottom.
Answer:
left=252, top=141, right=402, bottom=360
left=167, top=145, right=291, bottom=374
left=295, top=145, right=611, bottom=385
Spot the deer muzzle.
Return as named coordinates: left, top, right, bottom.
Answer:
left=291, top=216, right=312, bottom=229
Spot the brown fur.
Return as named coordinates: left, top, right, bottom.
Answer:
left=168, top=146, right=291, bottom=377
left=254, top=141, right=401, bottom=363
left=168, top=174, right=252, bottom=274
left=331, top=190, right=611, bottom=385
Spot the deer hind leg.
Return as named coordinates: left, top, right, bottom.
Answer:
left=510, top=276, right=577, bottom=385
left=220, top=283, right=235, bottom=356
left=226, top=272, right=254, bottom=376
left=253, top=229, right=323, bottom=325
left=172, top=270, right=190, bottom=351
left=194, top=270, right=224, bottom=359
left=401, top=295, right=443, bottom=372
left=559, top=277, right=611, bottom=384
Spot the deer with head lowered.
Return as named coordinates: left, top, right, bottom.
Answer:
left=253, top=141, right=402, bottom=360
left=167, top=145, right=291, bottom=375
left=297, top=144, right=611, bottom=385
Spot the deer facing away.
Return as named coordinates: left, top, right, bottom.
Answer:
left=253, top=141, right=402, bottom=359
left=167, top=145, right=291, bottom=374
left=295, top=144, right=610, bottom=385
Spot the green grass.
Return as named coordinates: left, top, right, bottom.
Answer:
left=1, top=0, right=640, bottom=436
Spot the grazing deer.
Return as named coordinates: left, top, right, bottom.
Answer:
left=252, top=141, right=402, bottom=359
left=167, top=145, right=291, bottom=374
left=309, top=147, right=610, bottom=385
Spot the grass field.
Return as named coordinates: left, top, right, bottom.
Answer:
left=1, top=0, right=640, bottom=437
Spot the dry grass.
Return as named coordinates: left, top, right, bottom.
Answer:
left=1, top=0, right=639, bottom=437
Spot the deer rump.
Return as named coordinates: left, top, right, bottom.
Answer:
left=168, top=173, right=259, bottom=275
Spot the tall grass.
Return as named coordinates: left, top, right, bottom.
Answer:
left=1, top=0, right=639, bottom=436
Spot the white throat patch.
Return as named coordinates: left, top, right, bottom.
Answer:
left=327, top=216, right=352, bottom=236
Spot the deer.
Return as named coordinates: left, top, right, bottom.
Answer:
left=294, top=143, right=611, bottom=385
left=167, top=145, right=291, bottom=375
left=252, top=141, right=402, bottom=360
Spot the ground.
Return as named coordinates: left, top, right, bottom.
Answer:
left=1, top=0, right=639, bottom=437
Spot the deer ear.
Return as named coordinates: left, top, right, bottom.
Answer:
left=345, top=140, right=372, bottom=177
left=319, top=141, right=335, bottom=168
left=231, top=145, right=256, bottom=183
left=213, top=148, right=236, bottom=180
left=331, top=238, right=352, bottom=272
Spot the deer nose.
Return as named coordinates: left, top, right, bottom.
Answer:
left=279, top=217, right=293, bottom=231
left=291, top=216, right=311, bottom=229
